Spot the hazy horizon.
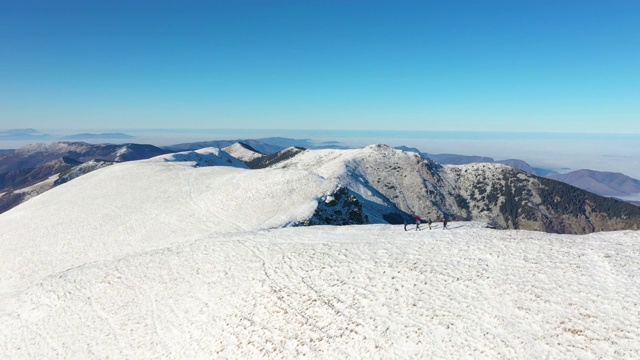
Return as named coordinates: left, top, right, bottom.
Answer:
left=2, top=127, right=640, bottom=180
left=2, top=1, right=639, bottom=132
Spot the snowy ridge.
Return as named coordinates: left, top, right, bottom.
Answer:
left=15, top=141, right=93, bottom=155
left=257, top=145, right=640, bottom=231
left=0, top=158, right=336, bottom=293
left=158, top=147, right=248, bottom=168
left=54, top=159, right=114, bottom=186
left=222, top=142, right=265, bottom=162
left=269, top=144, right=454, bottom=220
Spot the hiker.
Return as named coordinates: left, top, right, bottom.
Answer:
left=415, top=216, right=421, bottom=231
left=443, top=217, right=448, bottom=230
left=427, top=218, right=432, bottom=230
left=403, top=219, right=408, bottom=231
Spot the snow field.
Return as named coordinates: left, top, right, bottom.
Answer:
left=2, top=224, right=639, bottom=359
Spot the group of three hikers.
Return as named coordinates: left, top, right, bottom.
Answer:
left=404, top=216, right=447, bottom=231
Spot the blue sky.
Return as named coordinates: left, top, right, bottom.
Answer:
left=1, top=0, right=639, bottom=133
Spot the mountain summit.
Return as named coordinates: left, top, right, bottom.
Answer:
left=262, top=144, right=640, bottom=233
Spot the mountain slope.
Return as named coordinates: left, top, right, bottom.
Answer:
left=0, top=158, right=87, bottom=213
left=159, top=147, right=249, bottom=168
left=0, top=150, right=348, bottom=292
left=247, top=146, right=307, bottom=169
left=548, top=169, right=640, bottom=197
left=166, top=139, right=283, bottom=155
left=267, top=144, right=454, bottom=222
left=222, top=142, right=265, bottom=162
left=0, top=157, right=81, bottom=189
left=264, top=145, right=640, bottom=233
left=0, top=142, right=171, bottom=214
left=0, top=142, right=169, bottom=174
left=448, top=163, right=640, bottom=233
left=394, top=146, right=640, bottom=198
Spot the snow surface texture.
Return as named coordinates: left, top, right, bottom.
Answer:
left=1, top=149, right=640, bottom=358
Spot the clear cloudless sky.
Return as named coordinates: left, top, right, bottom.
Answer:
left=1, top=0, right=639, bottom=133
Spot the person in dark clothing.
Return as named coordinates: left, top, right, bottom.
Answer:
left=443, top=217, right=448, bottom=230
left=415, top=216, right=421, bottom=231
left=427, top=218, right=432, bottom=230
left=403, top=219, right=408, bottom=231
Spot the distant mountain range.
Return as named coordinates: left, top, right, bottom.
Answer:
left=548, top=170, right=640, bottom=197
left=2, top=138, right=639, bottom=221
left=0, top=128, right=52, bottom=140
left=0, top=128, right=134, bottom=141
left=59, top=132, right=134, bottom=140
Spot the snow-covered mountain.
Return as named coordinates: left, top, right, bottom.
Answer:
left=262, top=144, right=640, bottom=233
left=159, top=147, right=249, bottom=168
left=0, top=148, right=342, bottom=292
left=1, top=146, right=639, bottom=358
left=165, top=139, right=283, bottom=155
left=222, top=142, right=265, bottom=163
left=3, top=143, right=639, bottom=233
left=247, top=146, right=307, bottom=169
left=0, top=142, right=170, bottom=213
left=54, top=159, right=115, bottom=186
left=0, top=157, right=84, bottom=213
left=0, top=157, right=81, bottom=189
left=0, top=142, right=169, bottom=175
